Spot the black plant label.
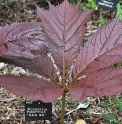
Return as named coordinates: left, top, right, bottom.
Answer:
left=96, top=0, right=120, bottom=11
left=25, top=100, right=52, bottom=121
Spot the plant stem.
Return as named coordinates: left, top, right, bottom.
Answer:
left=60, top=93, right=66, bottom=124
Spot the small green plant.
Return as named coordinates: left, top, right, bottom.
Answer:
left=99, top=17, right=105, bottom=27
left=3, top=68, right=9, bottom=74
left=80, top=0, right=98, bottom=10
left=87, top=108, right=93, bottom=114
left=116, top=1, right=122, bottom=20
left=70, top=0, right=98, bottom=10
left=101, top=95, right=122, bottom=124
left=67, top=97, right=74, bottom=103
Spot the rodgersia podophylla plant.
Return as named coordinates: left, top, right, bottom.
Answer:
left=0, top=0, right=122, bottom=123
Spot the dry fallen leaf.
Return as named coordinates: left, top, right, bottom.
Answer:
left=75, top=119, right=86, bottom=124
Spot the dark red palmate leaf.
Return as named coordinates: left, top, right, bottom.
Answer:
left=0, top=22, right=60, bottom=81
left=0, top=22, right=61, bottom=102
left=37, top=0, right=93, bottom=76
left=0, top=0, right=122, bottom=103
left=72, top=16, right=122, bottom=78
left=0, top=22, right=40, bottom=43
left=0, top=75, right=63, bottom=102
left=0, top=22, right=41, bottom=58
left=70, top=67, right=122, bottom=101
left=0, top=55, right=59, bottom=85
left=69, top=16, right=122, bottom=101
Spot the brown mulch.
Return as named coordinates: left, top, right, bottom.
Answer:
left=0, top=0, right=121, bottom=124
